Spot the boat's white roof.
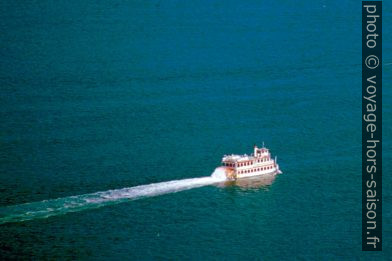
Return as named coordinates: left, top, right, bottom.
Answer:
left=222, top=147, right=270, bottom=162
left=222, top=154, right=254, bottom=162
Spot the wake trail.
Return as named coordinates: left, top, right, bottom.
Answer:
left=0, top=168, right=227, bottom=225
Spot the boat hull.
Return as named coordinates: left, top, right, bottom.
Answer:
left=236, top=168, right=279, bottom=179
left=222, top=165, right=281, bottom=180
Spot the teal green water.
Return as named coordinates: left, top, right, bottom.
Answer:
left=1, top=1, right=391, bottom=259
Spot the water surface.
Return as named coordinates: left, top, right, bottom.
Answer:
left=1, top=0, right=391, bottom=259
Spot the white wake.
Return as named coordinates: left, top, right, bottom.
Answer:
left=0, top=168, right=227, bottom=225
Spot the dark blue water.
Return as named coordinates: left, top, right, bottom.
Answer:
left=1, top=1, right=391, bottom=259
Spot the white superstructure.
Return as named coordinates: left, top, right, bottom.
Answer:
left=221, top=145, right=281, bottom=180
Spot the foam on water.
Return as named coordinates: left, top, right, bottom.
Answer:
left=0, top=169, right=226, bottom=225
